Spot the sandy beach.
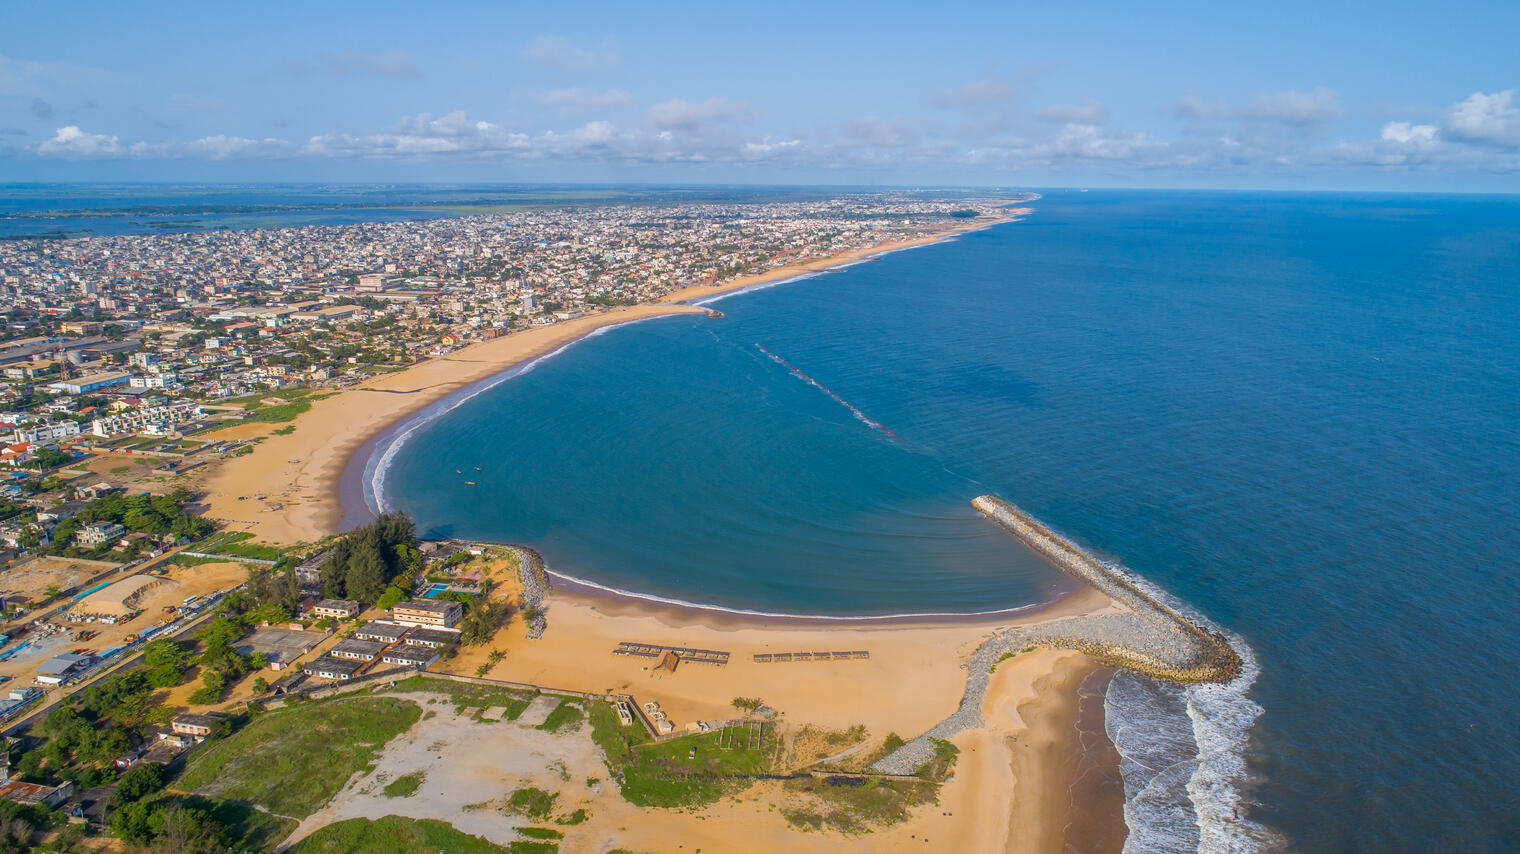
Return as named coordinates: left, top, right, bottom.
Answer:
left=435, top=583, right=1109, bottom=853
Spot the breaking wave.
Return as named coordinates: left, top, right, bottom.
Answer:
left=1105, top=573, right=1283, bottom=853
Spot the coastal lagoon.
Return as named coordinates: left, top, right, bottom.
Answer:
left=375, top=191, right=1520, bottom=851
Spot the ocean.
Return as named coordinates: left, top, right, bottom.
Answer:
left=371, top=190, right=1520, bottom=852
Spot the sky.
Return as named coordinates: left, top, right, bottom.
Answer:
left=3, top=0, right=1519, bottom=190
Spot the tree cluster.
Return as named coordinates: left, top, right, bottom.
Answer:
left=320, top=512, right=419, bottom=605
left=48, top=488, right=214, bottom=556
left=111, top=802, right=229, bottom=854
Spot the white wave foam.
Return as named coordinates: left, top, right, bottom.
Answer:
left=1185, top=634, right=1284, bottom=853
left=1101, top=567, right=1281, bottom=854
left=545, top=567, right=1056, bottom=622
left=1107, top=672, right=1202, bottom=854
left=688, top=271, right=822, bottom=306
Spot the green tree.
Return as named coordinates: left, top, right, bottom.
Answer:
left=111, top=800, right=154, bottom=844
left=109, top=763, right=165, bottom=809
left=345, top=544, right=388, bottom=604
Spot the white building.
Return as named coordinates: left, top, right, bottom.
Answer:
left=91, top=404, right=202, bottom=437
left=11, top=421, right=81, bottom=445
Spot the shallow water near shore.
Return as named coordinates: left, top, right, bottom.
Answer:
left=378, top=190, right=1520, bottom=851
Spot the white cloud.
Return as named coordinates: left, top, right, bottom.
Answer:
left=647, top=97, right=755, bottom=131
left=1171, top=92, right=1229, bottom=120
left=1171, top=88, right=1342, bottom=127
left=303, top=111, right=528, bottom=158
left=1380, top=121, right=1439, bottom=149
left=521, top=35, right=619, bottom=71
left=1245, top=87, right=1342, bottom=125
left=1048, top=123, right=1156, bottom=160
left=1444, top=90, right=1520, bottom=147
left=930, top=73, right=1019, bottom=108
left=36, top=125, right=123, bottom=157
left=183, top=135, right=292, bottom=160
left=538, top=87, right=636, bottom=110
left=1035, top=101, right=1108, bottom=125
left=571, top=120, right=617, bottom=144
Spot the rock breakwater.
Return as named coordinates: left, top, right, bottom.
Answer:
left=510, top=545, right=549, bottom=639
left=868, top=495, right=1240, bottom=775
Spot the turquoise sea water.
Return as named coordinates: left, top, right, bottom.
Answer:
left=372, top=190, right=1520, bottom=852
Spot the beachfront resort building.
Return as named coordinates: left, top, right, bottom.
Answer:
left=302, top=655, right=364, bottom=680
left=312, top=599, right=361, bottom=620
left=391, top=599, right=462, bottom=629
left=353, top=621, right=410, bottom=644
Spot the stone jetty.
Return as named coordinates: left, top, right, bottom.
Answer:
left=868, top=495, right=1241, bottom=775
left=510, top=545, right=550, bottom=639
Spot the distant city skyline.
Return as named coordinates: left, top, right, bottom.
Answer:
left=4, top=1, right=1519, bottom=190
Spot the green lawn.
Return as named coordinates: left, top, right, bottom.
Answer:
left=190, top=530, right=284, bottom=561
left=292, top=816, right=510, bottom=854
left=246, top=399, right=312, bottom=423
left=587, top=699, right=773, bottom=808
left=177, top=697, right=421, bottom=818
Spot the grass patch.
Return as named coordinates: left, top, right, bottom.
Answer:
left=383, top=770, right=425, bottom=798
left=555, top=807, right=589, bottom=825
left=780, top=776, right=938, bottom=834
left=177, top=696, right=421, bottom=818
left=110, top=465, right=132, bottom=474
left=191, top=530, right=284, bottom=561
left=246, top=399, right=312, bottom=423
left=272, top=424, right=296, bottom=435
left=504, top=786, right=557, bottom=821
left=377, top=675, right=533, bottom=718
left=506, top=843, right=556, bottom=854
left=587, top=699, right=772, bottom=808
left=292, top=815, right=509, bottom=853
left=518, top=826, right=563, bottom=840
left=536, top=699, right=583, bottom=732
left=917, top=738, right=959, bottom=781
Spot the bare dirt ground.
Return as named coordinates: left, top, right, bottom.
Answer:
left=0, top=561, right=247, bottom=686
left=278, top=691, right=605, bottom=850
left=0, top=555, right=113, bottom=603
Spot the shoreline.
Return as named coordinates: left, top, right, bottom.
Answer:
left=544, top=562, right=1110, bottom=630
left=201, top=203, right=1032, bottom=553
left=193, top=197, right=1142, bottom=850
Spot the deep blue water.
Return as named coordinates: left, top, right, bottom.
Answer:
left=379, top=190, right=1520, bottom=852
